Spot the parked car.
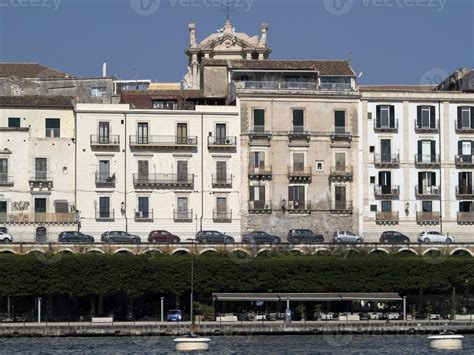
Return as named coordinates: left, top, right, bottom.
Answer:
left=0, top=231, right=13, bottom=243
left=359, top=313, right=370, bottom=321
left=195, top=230, right=234, bottom=244
left=380, top=231, right=410, bottom=243
left=101, top=231, right=141, bottom=243
left=166, top=309, right=182, bottom=322
left=332, top=231, right=363, bottom=244
left=242, top=231, right=281, bottom=244
left=417, top=231, right=454, bottom=244
left=287, top=229, right=324, bottom=244
left=148, top=230, right=180, bottom=244
left=58, top=231, right=94, bottom=243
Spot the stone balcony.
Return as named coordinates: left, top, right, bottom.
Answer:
left=416, top=211, right=440, bottom=225
left=376, top=212, right=399, bottom=225
left=374, top=185, right=400, bottom=200
left=129, top=135, right=198, bottom=150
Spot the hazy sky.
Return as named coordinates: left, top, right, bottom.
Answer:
left=0, top=0, right=472, bottom=85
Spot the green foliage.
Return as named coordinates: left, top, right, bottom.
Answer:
left=424, top=300, right=433, bottom=318
left=194, top=302, right=215, bottom=321
left=296, top=303, right=306, bottom=320
left=0, top=254, right=472, bottom=300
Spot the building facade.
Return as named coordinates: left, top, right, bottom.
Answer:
left=360, top=86, right=474, bottom=242
left=75, top=103, right=241, bottom=240
left=0, top=96, right=77, bottom=241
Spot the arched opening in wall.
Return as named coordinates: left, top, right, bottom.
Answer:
left=200, top=250, right=219, bottom=257
left=398, top=249, right=418, bottom=257
left=115, top=250, right=134, bottom=256
left=229, top=250, right=252, bottom=261
left=57, top=250, right=74, bottom=255
left=256, top=249, right=273, bottom=258
left=313, top=249, right=330, bottom=256
left=423, top=249, right=444, bottom=258
left=451, top=249, right=473, bottom=257
left=87, top=250, right=105, bottom=255
left=0, top=250, right=15, bottom=254
left=171, top=249, right=191, bottom=256
left=142, top=249, right=163, bottom=256
left=289, top=249, right=304, bottom=256
left=370, top=249, right=389, bottom=256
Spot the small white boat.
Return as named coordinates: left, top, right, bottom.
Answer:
left=174, top=336, right=211, bottom=352
left=428, top=334, right=464, bottom=350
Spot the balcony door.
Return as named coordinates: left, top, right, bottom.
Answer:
left=459, top=172, right=472, bottom=195
left=99, top=197, right=110, bottom=218
left=381, top=201, right=392, bottom=213
left=99, top=160, right=110, bottom=181
left=138, top=197, right=149, bottom=218
left=459, top=141, right=473, bottom=163
left=98, top=122, right=110, bottom=143
left=216, top=124, right=226, bottom=145
left=458, top=107, right=473, bottom=129
left=380, top=139, right=391, bottom=162
left=422, top=201, right=433, bottom=213
left=293, top=153, right=304, bottom=172
left=334, top=111, right=346, bottom=134
left=137, top=123, right=149, bottom=144
left=251, top=152, right=265, bottom=169
left=335, top=186, right=346, bottom=210
left=379, top=171, right=391, bottom=194
left=216, top=161, right=227, bottom=183
left=177, top=197, right=189, bottom=218
left=250, top=186, right=265, bottom=209
left=138, top=160, right=149, bottom=181
left=418, top=106, right=435, bottom=128
left=35, top=198, right=47, bottom=213
left=335, top=153, right=346, bottom=172
left=177, top=161, right=188, bottom=183
left=0, top=201, right=7, bottom=217
left=377, top=105, right=394, bottom=128
left=253, top=109, right=265, bottom=132
left=459, top=201, right=473, bottom=212
left=289, top=186, right=305, bottom=209
left=292, top=109, right=304, bottom=132
left=177, top=123, right=188, bottom=144
left=419, top=172, right=436, bottom=194
left=0, top=159, right=7, bottom=182
left=216, top=197, right=227, bottom=217
left=418, top=140, right=435, bottom=163
left=35, top=158, right=47, bottom=180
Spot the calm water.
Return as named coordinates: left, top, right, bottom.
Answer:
left=0, top=335, right=472, bottom=354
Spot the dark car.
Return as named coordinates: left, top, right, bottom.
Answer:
left=195, top=231, right=234, bottom=244
left=58, top=231, right=94, bottom=243
left=242, top=231, right=281, bottom=244
left=148, top=230, right=180, bottom=244
left=287, top=229, right=324, bottom=244
left=380, top=231, right=410, bottom=243
left=166, top=310, right=182, bottom=322
left=101, top=231, right=141, bottom=243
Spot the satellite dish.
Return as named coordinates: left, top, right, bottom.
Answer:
left=358, top=72, right=364, bottom=78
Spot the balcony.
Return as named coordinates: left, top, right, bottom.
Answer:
left=455, top=120, right=474, bottom=134
left=248, top=126, right=272, bottom=141
left=0, top=174, right=14, bottom=187
left=248, top=201, right=272, bottom=214
left=288, top=128, right=310, bottom=142
left=376, top=212, right=400, bottom=225
left=287, top=201, right=312, bottom=214
left=414, top=154, right=440, bottom=168
left=415, top=185, right=441, bottom=199
left=174, top=210, right=193, bottom=223
left=455, top=155, right=474, bottom=168
left=90, top=135, right=120, bottom=149
left=133, top=174, right=194, bottom=189
left=320, top=82, right=352, bottom=91
left=248, top=165, right=272, bottom=180
left=374, top=154, right=400, bottom=168
left=212, top=175, right=232, bottom=189
left=95, top=173, right=116, bottom=188
left=29, top=173, right=53, bottom=190
left=456, top=186, right=474, bottom=200
left=414, top=119, right=439, bottom=133
left=457, top=212, right=474, bottom=225
left=374, top=185, right=400, bottom=199
left=134, top=209, right=154, bottom=222
left=329, top=166, right=353, bottom=181
left=129, top=135, right=198, bottom=150
left=330, top=201, right=353, bottom=214
left=416, top=211, right=440, bottom=225
left=213, top=210, right=232, bottom=223
left=96, top=210, right=115, bottom=222
left=233, top=80, right=317, bottom=92
left=0, top=212, right=77, bottom=224
left=330, top=127, right=352, bottom=142
left=288, top=166, right=312, bottom=183
left=374, top=119, right=399, bottom=133
left=208, top=136, right=237, bottom=151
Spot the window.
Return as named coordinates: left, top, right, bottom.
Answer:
left=380, top=139, right=391, bottom=162
left=334, top=186, right=347, bottom=209
left=458, top=172, right=473, bottom=195
left=91, top=87, right=107, bottom=97
left=376, top=105, right=395, bottom=128
left=367, top=112, right=372, bottom=120
left=369, top=146, right=375, bottom=153
left=8, top=117, right=20, bottom=128
left=99, top=197, right=111, bottom=218
left=34, top=198, right=47, bottom=213
left=417, top=140, right=436, bottom=163
left=293, top=153, right=305, bottom=171
left=253, top=109, right=265, bottom=131
left=216, top=161, right=227, bottom=182
left=177, top=197, right=189, bottom=218
left=370, top=205, right=377, bottom=212
left=418, top=172, right=437, bottom=194
left=54, top=200, right=69, bottom=213
left=289, top=186, right=305, bottom=209
left=216, top=197, right=227, bottom=214
left=334, top=111, right=345, bottom=133
left=137, top=122, right=149, bottom=144
left=215, top=124, right=227, bottom=144
left=98, top=160, right=111, bottom=182
left=422, top=201, right=433, bottom=212
left=251, top=152, right=265, bottom=168
left=138, top=197, right=150, bottom=218
left=250, top=186, right=265, bottom=204
left=379, top=171, right=392, bottom=194
left=177, top=161, right=188, bottom=182
left=316, top=161, right=324, bottom=172
left=45, top=118, right=60, bottom=138
left=459, top=201, right=473, bottom=212
left=335, top=153, right=346, bottom=171
left=35, top=158, right=47, bottom=180
left=153, top=100, right=177, bottom=110
left=417, top=106, right=436, bottom=129
left=98, top=122, right=110, bottom=143
left=458, top=107, right=474, bottom=129
left=292, top=109, right=304, bottom=132
left=177, top=123, right=188, bottom=144
left=0, top=159, right=8, bottom=182
left=137, top=160, right=149, bottom=180
left=381, top=201, right=392, bottom=212
left=458, top=141, right=473, bottom=162
left=370, top=176, right=376, bottom=184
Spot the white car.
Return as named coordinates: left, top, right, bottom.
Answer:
left=417, top=231, right=454, bottom=244
left=333, top=231, right=364, bottom=244
left=0, top=231, right=13, bottom=243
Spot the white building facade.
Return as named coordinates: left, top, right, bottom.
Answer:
left=75, top=103, right=241, bottom=241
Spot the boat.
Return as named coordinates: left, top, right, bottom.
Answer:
left=174, top=336, right=211, bottom=352
left=427, top=333, right=464, bottom=350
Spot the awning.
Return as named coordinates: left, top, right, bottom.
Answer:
left=212, top=293, right=402, bottom=302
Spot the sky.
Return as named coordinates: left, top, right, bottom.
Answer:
left=0, top=0, right=472, bottom=85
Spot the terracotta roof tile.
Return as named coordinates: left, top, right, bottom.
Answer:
left=0, top=95, right=75, bottom=108
left=0, top=63, right=71, bottom=79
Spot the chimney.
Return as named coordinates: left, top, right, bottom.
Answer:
left=102, top=63, right=107, bottom=78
